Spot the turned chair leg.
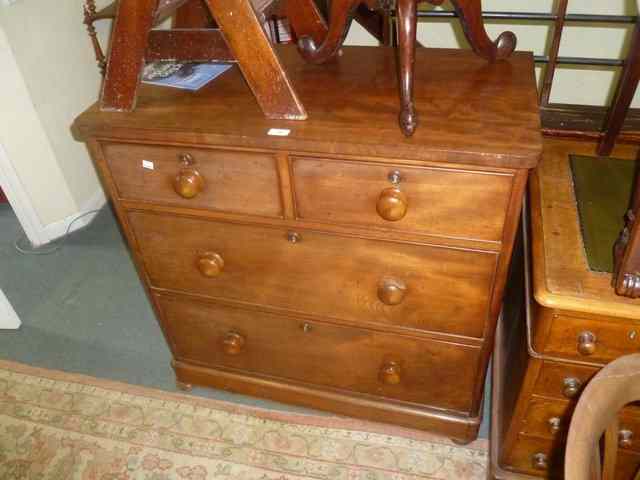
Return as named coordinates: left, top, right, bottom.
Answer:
left=448, top=0, right=516, bottom=62
left=598, top=20, right=640, bottom=156
left=203, top=0, right=307, bottom=120
left=397, top=0, right=418, bottom=137
left=101, top=0, right=158, bottom=111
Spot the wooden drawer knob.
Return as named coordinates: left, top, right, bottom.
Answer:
left=577, top=331, right=597, bottom=356
left=377, top=187, right=408, bottom=222
left=548, top=417, right=561, bottom=435
left=378, top=278, right=407, bottom=306
left=619, top=429, right=634, bottom=449
left=173, top=153, right=204, bottom=199
left=531, top=452, right=548, bottom=471
left=197, top=252, right=224, bottom=277
left=222, top=332, right=245, bottom=355
left=379, top=361, right=402, bottom=385
left=563, top=377, right=582, bottom=399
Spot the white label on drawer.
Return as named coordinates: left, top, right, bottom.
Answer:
left=267, top=128, right=291, bottom=137
left=142, top=160, right=155, bottom=170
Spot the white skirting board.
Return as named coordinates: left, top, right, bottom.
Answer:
left=0, top=289, right=21, bottom=329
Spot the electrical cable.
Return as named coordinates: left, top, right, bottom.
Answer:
left=13, top=209, right=101, bottom=256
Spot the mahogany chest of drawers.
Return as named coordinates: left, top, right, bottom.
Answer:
left=73, top=46, right=542, bottom=443
left=490, top=139, right=640, bottom=478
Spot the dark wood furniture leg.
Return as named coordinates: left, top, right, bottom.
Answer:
left=101, top=0, right=158, bottom=111
left=598, top=20, right=640, bottom=156
left=446, top=0, right=516, bottom=62
left=613, top=164, right=640, bottom=298
left=203, top=0, right=307, bottom=120
left=397, top=0, right=418, bottom=137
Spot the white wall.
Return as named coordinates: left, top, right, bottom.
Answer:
left=346, top=0, right=640, bottom=107
left=0, top=0, right=110, bottom=241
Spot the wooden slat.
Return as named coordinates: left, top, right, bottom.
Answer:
left=539, top=0, right=568, bottom=106
left=146, top=29, right=236, bottom=62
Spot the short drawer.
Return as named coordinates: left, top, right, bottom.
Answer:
left=532, top=360, right=599, bottom=401
left=129, top=211, right=498, bottom=338
left=156, top=294, right=482, bottom=413
left=540, top=314, right=640, bottom=365
left=102, top=143, right=282, bottom=217
left=503, top=433, right=640, bottom=479
left=292, top=156, right=514, bottom=242
left=521, top=396, right=640, bottom=454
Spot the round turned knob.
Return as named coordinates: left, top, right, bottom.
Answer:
left=173, top=154, right=204, bottom=199
left=197, top=252, right=224, bottom=278
left=377, top=187, right=408, bottom=222
left=577, top=331, right=597, bottom=356
left=619, top=429, right=634, bottom=449
left=222, top=332, right=245, bottom=355
left=532, top=452, right=548, bottom=471
left=378, top=278, right=407, bottom=306
left=563, top=377, right=582, bottom=399
left=379, top=361, right=402, bottom=385
left=548, top=417, right=562, bottom=435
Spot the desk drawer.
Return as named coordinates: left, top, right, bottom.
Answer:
left=157, top=294, right=481, bottom=412
left=292, top=156, right=514, bottom=242
left=540, top=314, right=640, bottom=365
left=129, top=211, right=497, bottom=338
left=103, top=143, right=282, bottom=217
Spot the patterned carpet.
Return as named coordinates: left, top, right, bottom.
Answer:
left=0, top=360, right=487, bottom=479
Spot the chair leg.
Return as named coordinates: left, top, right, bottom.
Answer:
left=397, top=0, right=418, bottom=137
left=203, top=0, right=307, bottom=120
left=598, top=20, right=640, bottom=156
left=100, top=0, right=158, bottom=111
left=444, top=0, right=516, bottom=62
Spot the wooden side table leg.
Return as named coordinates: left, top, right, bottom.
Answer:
left=444, top=0, right=516, bottom=62
left=397, top=0, right=418, bottom=137
left=203, top=0, right=307, bottom=120
left=100, top=0, right=158, bottom=111
left=598, top=20, right=640, bottom=156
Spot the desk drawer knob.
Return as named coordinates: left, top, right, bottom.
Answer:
left=379, top=361, right=402, bottom=385
left=378, top=278, right=407, bottom=306
left=377, top=188, right=408, bottom=221
left=197, top=252, right=224, bottom=277
left=548, top=417, right=562, bottom=435
left=577, top=331, right=597, bottom=356
left=619, top=429, right=634, bottom=449
left=174, top=153, right=204, bottom=199
left=222, top=332, right=245, bottom=355
left=532, top=453, right=548, bottom=471
left=563, top=377, right=582, bottom=399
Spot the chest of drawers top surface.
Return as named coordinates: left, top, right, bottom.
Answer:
left=73, top=46, right=542, bottom=170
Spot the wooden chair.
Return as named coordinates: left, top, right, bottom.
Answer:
left=99, top=0, right=306, bottom=120
left=565, top=353, right=640, bottom=480
left=286, top=0, right=516, bottom=136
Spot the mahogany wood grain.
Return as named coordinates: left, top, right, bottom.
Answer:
left=103, top=143, right=282, bottom=218
left=100, top=0, right=158, bottom=112
left=538, top=314, right=640, bottom=366
left=203, top=0, right=306, bottom=120
left=128, top=211, right=497, bottom=338
left=157, top=293, right=482, bottom=412
left=172, top=358, right=482, bottom=442
left=173, top=0, right=214, bottom=28
left=75, top=47, right=542, bottom=171
left=146, top=30, right=235, bottom=62
left=292, top=156, right=514, bottom=243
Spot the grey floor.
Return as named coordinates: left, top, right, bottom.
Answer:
left=0, top=202, right=490, bottom=437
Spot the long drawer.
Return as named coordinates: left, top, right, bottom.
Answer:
left=103, top=143, right=283, bottom=218
left=292, top=156, right=514, bottom=242
left=129, top=211, right=498, bottom=338
left=156, top=294, right=482, bottom=413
